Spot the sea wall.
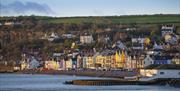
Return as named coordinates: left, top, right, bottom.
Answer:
left=16, top=69, right=138, bottom=78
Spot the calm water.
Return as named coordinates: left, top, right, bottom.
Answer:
left=0, top=74, right=179, bottom=91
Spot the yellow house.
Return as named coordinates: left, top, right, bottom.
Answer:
left=65, top=59, right=72, bottom=70
left=110, top=55, right=116, bottom=69
left=95, top=55, right=104, bottom=69
left=21, top=61, right=29, bottom=70
left=86, top=56, right=94, bottom=69
left=172, top=56, right=180, bottom=64
left=20, top=54, right=29, bottom=70
left=95, top=53, right=115, bottom=70
left=115, top=51, right=126, bottom=69
left=45, top=60, right=59, bottom=70
left=137, top=55, right=145, bottom=68
left=103, top=55, right=113, bottom=69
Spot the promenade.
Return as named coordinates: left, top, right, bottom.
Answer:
left=16, top=69, right=138, bottom=78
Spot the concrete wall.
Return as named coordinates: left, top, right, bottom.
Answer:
left=157, top=70, right=180, bottom=78
left=140, top=69, right=180, bottom=79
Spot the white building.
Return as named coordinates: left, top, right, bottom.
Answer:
left=153, top=42, right=163, bottom=50
left=143, top=55, right=154, bottom=67
left=125, top=55, right=133, bottom=70
left=115, top=41, right=127, bottom=49
left=161, top=25, right=175, bottom=36
left=140, top=64, right=180, bottom=81
left=62, top=33, right=75, bottom=38
left=65, top=59, right=73, bottom=70
left=29, top=57, right=39, bottom=69
left=125, top=55, right=137, bottom=70
left=4, top=22, right=14, bottom=26
left=131, top=37, right=146, bottom=44
left=80, top=34, right=93, bottom=44
left=48, top=32, right=60, bottom=41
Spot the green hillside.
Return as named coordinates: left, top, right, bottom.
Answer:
left=0, top=14, right=180, bottom=25
left=46, top=15, right=180, bottom=24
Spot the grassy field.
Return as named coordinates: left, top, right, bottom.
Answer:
left=1, top=14, right=180, bottom=25
left=46, top=15, right=180, bottom=25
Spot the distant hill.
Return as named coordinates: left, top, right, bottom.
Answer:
left=46, top=14, right=180, bottom=24
left=0, top=14, right=180, bottom=25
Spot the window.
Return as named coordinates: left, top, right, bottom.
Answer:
left=178, top=72, right=180, bottom=75
left=160, top=72, right=164, bottom=75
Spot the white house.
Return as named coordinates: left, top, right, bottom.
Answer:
left=143, top=55, right=154, bottom=67
left=161, top=25, right=175, bottom=36
left=153, top=42, right=163, bottom=50
left=65, top=59, right=73, bottom=70
left=131, top=37, right=146, bottom=44
left=115, top=41, right=127, bottom=50
left=82, top=56, right=87, bottom=68
left=4, top=22, right=14, bottom=26
left=62, top=33, right=75, bottom=38
left=29, top=57, right=39, bottom=69
left=80, top=33, right=93, bottom=44
left=125, top=55, right=134, bottom=70
left=48, top=32, right=60, bottom=41
left=140, top=64, right=180, bottom=81
left=125, top=55, right=138, bottom=70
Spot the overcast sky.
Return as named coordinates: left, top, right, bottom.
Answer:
left=0, top=0, right=180, bottom=17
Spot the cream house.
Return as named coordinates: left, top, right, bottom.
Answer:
left=80, top=33, right=93, bottom=44
left=65, top=58, right=72, bottom=70
left=172, top=56, right=180, bottom=64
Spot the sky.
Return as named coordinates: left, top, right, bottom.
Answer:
left=0, top=0, right=180, bottom=17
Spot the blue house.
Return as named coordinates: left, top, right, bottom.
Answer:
left=153, top=56, right=173, bottom=65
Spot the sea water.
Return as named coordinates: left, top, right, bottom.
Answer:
left=0, top=74, right=179, bottom=91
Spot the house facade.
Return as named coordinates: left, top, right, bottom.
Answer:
left=29, top=57, right=39, bottom=69
left=153, top=56, right=172, bottom=65
left=44, top=60, right=59, bottom=70
left=143, top=55, right=154, bottom=67
left=172, top=56, right=180, bottom=64
left=161, top=25, right=175, bottom=37
left=80, top=34, right=93, bottom=44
